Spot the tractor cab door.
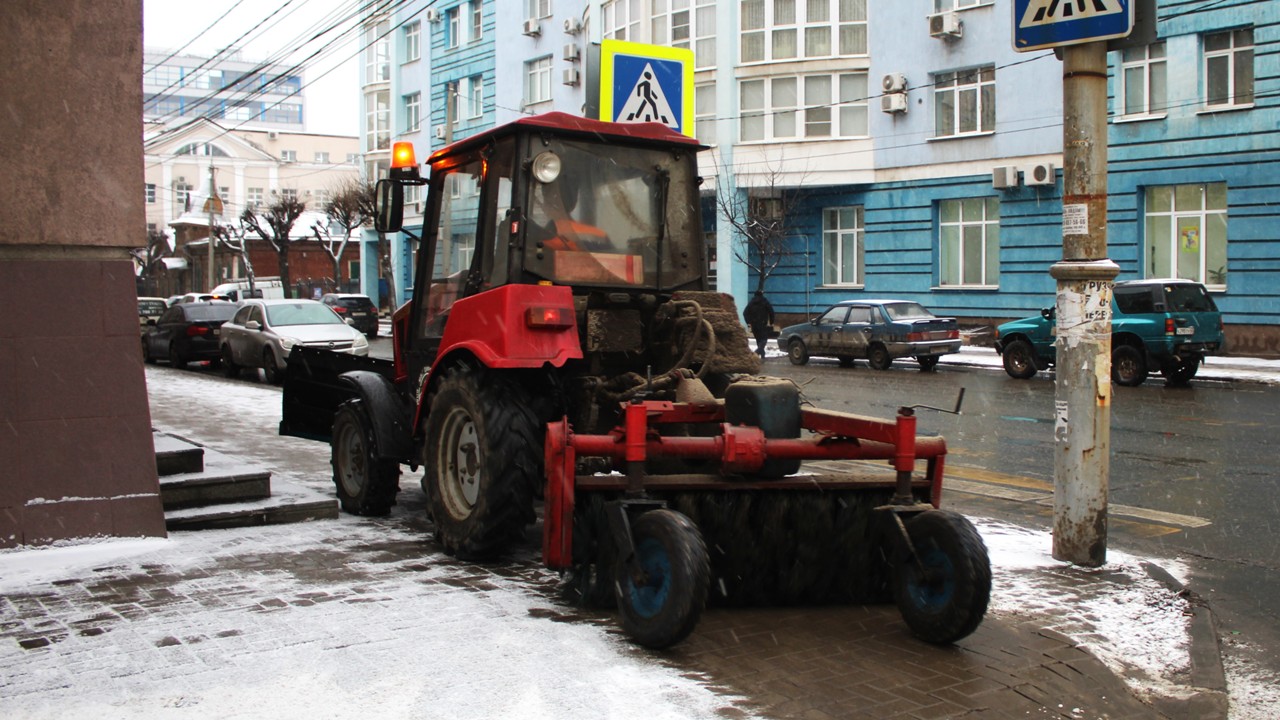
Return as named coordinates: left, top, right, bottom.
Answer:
left=404, top=137, right=516, bottom=389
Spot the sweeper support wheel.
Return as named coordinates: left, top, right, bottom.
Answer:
left=613, top=507, right=710, bottom=649
left=891, top=509, right=991, bottom=644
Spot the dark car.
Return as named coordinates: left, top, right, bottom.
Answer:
left=320, top=293, right=380, bottom=337
left=778, top=299, right=962, bottom=371
left=994, top=278, right=1224, bottom=386
left=137, top=297, right=167, bottom=335
left=142, top=300, right=239, bottom=369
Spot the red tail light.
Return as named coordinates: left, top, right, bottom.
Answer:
left=907, top=331, right=925, bottom=342
left=186, top=325, right=209, bottom=337
left=1165, top=318, right=1176, bottom=335
left=525, top=306, right=574, bottom=329
left=332, top=306, right=348, bottom=313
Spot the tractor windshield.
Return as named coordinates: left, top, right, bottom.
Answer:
left=523, top=139, right=702, bottom=291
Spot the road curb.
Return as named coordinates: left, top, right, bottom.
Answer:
left=1140, top=561, right=1230, bottom=720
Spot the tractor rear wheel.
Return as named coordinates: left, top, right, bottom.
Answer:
left=893, top=510, right=991, bottom=644
left=423, top=366, right=542, bottom=559
left=331, top=400, right=400, bottom=516
left=615, top=509, right=709, bottom=649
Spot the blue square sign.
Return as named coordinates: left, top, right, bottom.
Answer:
left=1013, top=0, right=1134, bottom=52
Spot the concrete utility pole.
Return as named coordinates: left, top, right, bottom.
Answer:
left=206, top=163, right=219, bottom=290
left=1051, top=41, right=1119, bottom=567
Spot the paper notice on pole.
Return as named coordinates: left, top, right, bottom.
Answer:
left=1063, top=204, right=1089, bottom=236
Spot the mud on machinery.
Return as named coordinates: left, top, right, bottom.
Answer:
left=280, top=112, right=991, bottom=649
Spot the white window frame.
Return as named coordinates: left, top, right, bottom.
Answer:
left=526, top=56, right=553, bottom=106
left=405, top=91, right=421, bottom=132
left=366, top=90, right=390, bottom=152
left=938, top=197, right=1000, bottom=287
left=469, top=1, right=483, bottom=43
left=174, top=182, right=192, bottom=210
left=738, top=72, right=868, bottom=142
left=602, top=0, right=641, bottom=41
left=446, top=8, right=460, bottom=49
left=464, top=76, right=483, bottom=119
left=247, top=187, right=264, bottom=209
left=1117, top=42, right=1167, bottom=118
left=404, top=21, right=421, bottom=63
left=145, top=183, right=156, bottom=203
left=365, top=20, right=390, bottom=84
left=694, top=82, right=717, bottom=145
left=933, top=66, right=995, bottom=138
left=1204, top=28, right=1254, bottom=108
left=527, top=0, right=551, bottom=19
left=281, top=188, right=298, bottom=203
left=823, top=206, right=865, bottom=286
left=281, top=149, right=297, bottom=162
left=933, top=0, right=992, bottom=11
left=740, top=0, right=867, bottom=65
left=1144, top=183, right=1229, bottom=288
left=314, top=152, right=330, bottom=164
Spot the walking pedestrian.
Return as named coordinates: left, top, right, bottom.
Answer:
left=743, top=290, right=774, bottom=358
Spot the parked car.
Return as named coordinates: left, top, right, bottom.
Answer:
left=210, top=277, right=286, bottom=302
left=779, top=299, right=962, bottom=371
left=320, top=293, right=380, bottom=337
left=141, top=300, right=239, bottom=368
left=175, top=292, right=217, bottom=304
left=994, top=278, right=1224, bottom=387
left=219, top=298, right=370, bottom=383
left=137, top=296, right=168, bottom=335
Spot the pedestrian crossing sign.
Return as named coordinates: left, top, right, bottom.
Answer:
left=598, top=40, right=694, bottom=137
left=1012, top=0, right=1133, bottom=52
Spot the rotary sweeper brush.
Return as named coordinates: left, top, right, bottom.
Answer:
left=280, top=112, right=991, bottom=650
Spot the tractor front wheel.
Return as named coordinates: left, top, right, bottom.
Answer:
left=615, top=509, right=710, bottom=649
left=423, top=366, right=542, bottom=559
left=331, top=400, right=400, bottom=516
left=893, top=510, right=991, bottom=644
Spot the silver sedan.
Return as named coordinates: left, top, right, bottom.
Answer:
left=219, top=299, right=369, bottom=383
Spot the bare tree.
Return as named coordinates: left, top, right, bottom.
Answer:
left=240, top=195, right=306, bottom=291
left=352, top=179, right=397, bottom=312
left=313, top=178, right=374, bottom=291
left=715, top=162, right=807, bottom=295
left=211, top=220, right=257, bottom=292
left=134, top=229, right=172, bottom=296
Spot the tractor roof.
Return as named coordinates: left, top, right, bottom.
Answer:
left=428, top=112, right=704, bottom=164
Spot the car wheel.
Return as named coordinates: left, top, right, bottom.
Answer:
left=142, top=338, right=156, bottom=365
left=1001, top=339, right=1038, bottom=380
left=168, top=342, right=187, bottom=369
left=221, top=345, right=239, bottom=378
left=787, top=339, right=809, bottom=366
left=868, top=344, right=892, bottom=371
left=917, top=356, right=940, bottom=372
left=837, top=355, right=856, bottom=368
left=262, top=347, right=282, bottom=384
left=1162, top=357, right=1199, bottom=387
left=1112, top=345, right=1148, bottom=387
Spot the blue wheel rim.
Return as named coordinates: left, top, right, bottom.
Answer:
left=626, top=537, right=671, bottom=619
left=907, top=546, right=956, bottom=611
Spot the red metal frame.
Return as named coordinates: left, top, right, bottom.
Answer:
left=542, top=400, right=948, bottom=569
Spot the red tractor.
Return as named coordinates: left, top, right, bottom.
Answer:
left=282, top=112, right=989, bottom=649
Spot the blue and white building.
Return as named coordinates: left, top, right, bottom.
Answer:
left=359, top=0, right=1280, bottom=355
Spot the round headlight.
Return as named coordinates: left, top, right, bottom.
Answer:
left=531, top=151, right=562, bottom=184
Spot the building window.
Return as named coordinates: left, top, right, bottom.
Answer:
left=469, top=1, right=483, bottom=42
left=367, top=90, right=390, bottom=151
left=527, top=0, right=551, bottom=19
left=404, top=21, right=421, bottom=62
left=1145, top=183, right=1228, bottom=287
left=175, top=182, right=193, bottom=211
left=365, top=20, right=390, bottom=83
left=1204, top=28, right=1253, bottom=108
left=740, top=0, right=867, bottom=64
left=314, top=151, right=330, bottom=164
left=1118, top=42, right=1166, bottom=117
left=281, top=188, right=298, bottom=203
left=405, top=91, right=421, bottom=132
left=823, top=207, right=865, bottom=286
left=526, top=56, right=553, bottom=105
left=934, top=66, right=995, bottom=138
left=313, top=189, right=331, bottom=207
left=695, top=82, right=716, bottom=144
left=463, top=76, right=483, bottom=119
left=281, top=149, right=297, bottom=162
left=602, top=0, right=641, bottom=41
left=446, top=7, right=460, bottom=48
left=345, top=153, right=360, bottom=164
left=247, top=187, right=264, bottom=209
left=939, top=197, right=1000, bottom=287
left=739, top=72, right=868, bottom=142
left=933, top=0, right=991, bottom=10
left=145, top=183, right=156, bottom=203
left=648, top=0, right=717, bottom=70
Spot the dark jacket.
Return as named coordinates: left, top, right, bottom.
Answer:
left=743, top=294, right=774, bottom=331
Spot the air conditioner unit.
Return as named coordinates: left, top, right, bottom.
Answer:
left=267, top=130, right=279, bottom=140
left=1026, top=162, right=1056, bottom=186
left=562, top=68, right=581, bottom=86
left=177, top=176, right=185, bottom=183
left=564, top=17, right=582, bottom=35
left=426, top=8, right=440, bottom=23
left=881, top=92, right=908, bottom=114
left=929, top=12, right=962, bottom=38
left=434, top=125, right=446, bottom=139
left=563, top=43, right=580, bottom=61
left=882, top=73, right=907, bottom=93
left=522, top=18, right=541, bottom=36
left=992, top=166, right=1020, bottom=189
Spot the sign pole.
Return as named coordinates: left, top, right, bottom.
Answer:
left=1050, top=41, right=1119, bottom=567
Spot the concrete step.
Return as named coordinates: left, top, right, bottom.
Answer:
left=154, top=432, right=204, bottom=476
left=164, top=476, right=339, bottom=531
left=158, top=446, right=273, bottom=510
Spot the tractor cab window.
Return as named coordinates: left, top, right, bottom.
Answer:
left=523, top=139, right=702, bottom=290
left=420, top=160, right=484, bottom=338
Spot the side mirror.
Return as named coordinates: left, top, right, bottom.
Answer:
left=374, top=178, right=405, bottom=233
left=246, top=320, right=262, bottom=331
left=1041, top=307, right=1056, bottom=320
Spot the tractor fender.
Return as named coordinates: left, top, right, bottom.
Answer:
left=337, top=370, right=414, bottom=462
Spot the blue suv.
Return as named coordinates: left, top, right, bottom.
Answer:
left=994, top=279, right=1224, bottom=386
